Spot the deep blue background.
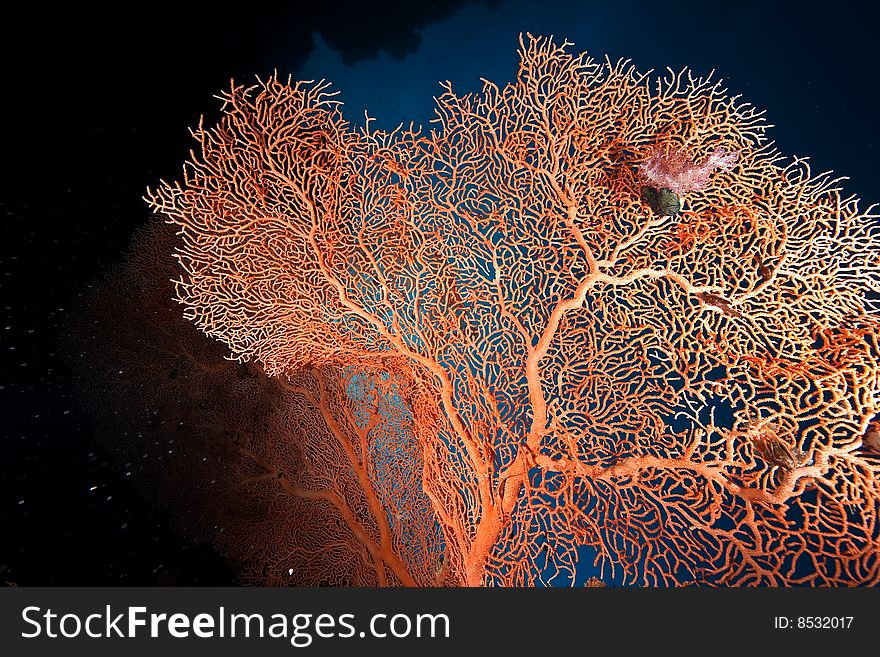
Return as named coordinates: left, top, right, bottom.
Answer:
left=1, top=0, right=877, bottom=585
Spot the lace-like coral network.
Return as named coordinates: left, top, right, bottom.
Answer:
left=143, top=34, right=880, bottom=586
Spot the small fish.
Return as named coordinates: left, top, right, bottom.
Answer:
left=751, top=432, right=809, bottom=470
left=640, top=185, right=680, bottom=218
left=755, top=254, right=772, bottom=282
left=695, top=291, right=743, bottom=319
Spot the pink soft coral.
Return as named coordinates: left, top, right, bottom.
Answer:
left=639, top=146, right=739, bottom=195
